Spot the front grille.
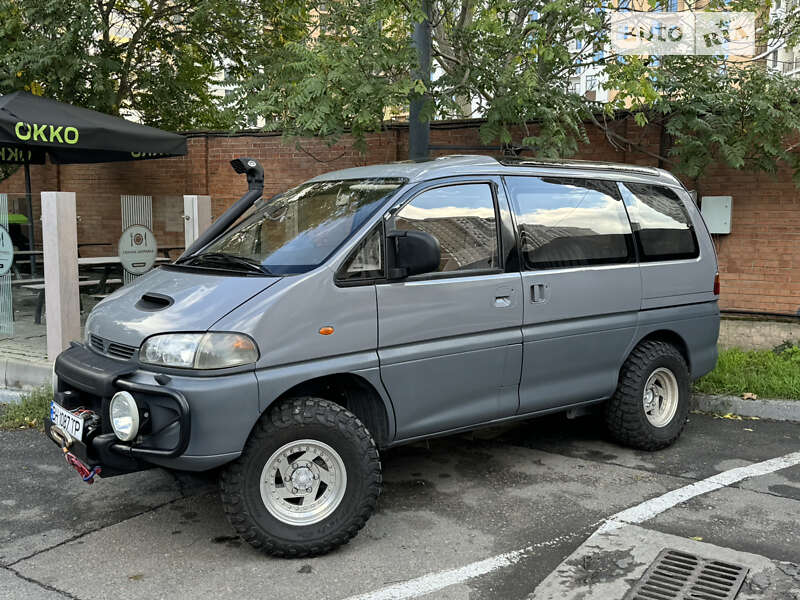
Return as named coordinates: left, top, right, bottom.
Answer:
left=107, top=342, right=137, bottom=360
left=89, top=333, right=104, bottom=354
left=625, top=549, right=747, bottom=600
left=89, top=333, right=138, bottom=361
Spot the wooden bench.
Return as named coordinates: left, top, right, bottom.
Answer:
left=11, top=276, right=88, bottom=287
left=12, top=278, right=46, bottom=287
left=21, top=278, right=122, bottom=324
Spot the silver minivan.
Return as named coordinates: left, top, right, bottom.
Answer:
left=47, top=155, right=720, bottom=556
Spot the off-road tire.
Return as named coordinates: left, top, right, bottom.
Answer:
left=220, top=397, right=382, bottom=557
left=604, top=340, right=690, bottom=451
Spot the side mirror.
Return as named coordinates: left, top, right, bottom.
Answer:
left=387, top=230, right=440, bottom=279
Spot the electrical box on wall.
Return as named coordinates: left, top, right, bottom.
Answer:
left=700, top=196, right=732, bottom=234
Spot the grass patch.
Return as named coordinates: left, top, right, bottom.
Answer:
left=694, top=347, right=800, bottom=400
left=0, top=385, right=52, bottom=430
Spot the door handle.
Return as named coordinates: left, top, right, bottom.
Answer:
left=493, top=284, right=515, bottom=309
left=494, top=295, right=511, bottom=308
left=531, top=283, right=549, bottom=303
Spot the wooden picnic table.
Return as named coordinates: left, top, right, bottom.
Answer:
left=78, top=256, right=122, bottom=266
left=79, top=256, right=170, bottom=287
left=11, top=250, right=43, bottom=277
left=14, top=247, right=180, bottom=259
left=19, top=256, right=171, bottom=323
left=77, top=242, right=111, bottom=257
left=78, top=256, right=170, bottom=266
left=79, top=256, right=169, bottom=284
left=158, top=246, right=184, bottom=258
left=22, top=277, right=121, bottom=324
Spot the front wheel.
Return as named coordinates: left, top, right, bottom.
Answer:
left=220, top=397, right=382, bottom=557
left=604, top=340, right=690, bottom=451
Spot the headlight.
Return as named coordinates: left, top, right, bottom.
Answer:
left=110, top=391, right=140, bottom=441
left=139, top=332, right=259, bottom=369
left=141, top=333, right=203, bottom=368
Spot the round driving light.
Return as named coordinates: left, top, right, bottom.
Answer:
left=110, top=391, right=140, bottom=442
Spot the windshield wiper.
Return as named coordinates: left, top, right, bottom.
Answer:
left=184, top=252, right=272, bottom=275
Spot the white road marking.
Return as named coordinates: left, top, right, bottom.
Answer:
left=342, top=530, right=587, bottom=600
left=344, top=450, right=800, bottom=600
left=598, top=449, right=800, bottom=533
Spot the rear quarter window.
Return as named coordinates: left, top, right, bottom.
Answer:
left=504, top=176, right=635, bottom=270
left=618, top=183, right=699, bottom=262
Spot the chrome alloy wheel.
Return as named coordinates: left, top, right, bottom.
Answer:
left=642, top=367, right=680, bottom=428
left=260, top=439, right=347, bottom=526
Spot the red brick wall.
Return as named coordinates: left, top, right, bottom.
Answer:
left=700, top=164, right=800, bottom=315
left=1, top=119, right=798, bottom=315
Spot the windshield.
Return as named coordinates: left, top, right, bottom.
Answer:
left=196, top=178, right=405, bottom=275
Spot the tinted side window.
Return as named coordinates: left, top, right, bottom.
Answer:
left=619, top=183, right=699, bottom=262
left=393, top=183, right=499, bottom=273
left=505, top=176, right=634, bottom=270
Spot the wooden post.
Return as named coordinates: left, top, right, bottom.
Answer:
left=183, top=195, right=212, bottom=248
left=41, top=192, right=80, bottom=360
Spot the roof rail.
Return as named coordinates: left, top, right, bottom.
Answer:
left=498, top=157, right=662, bottom=177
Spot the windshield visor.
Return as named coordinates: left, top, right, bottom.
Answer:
left=198, top=178, right=405, bottom=275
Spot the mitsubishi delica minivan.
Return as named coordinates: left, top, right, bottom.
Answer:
left=46, top=155, right=720, bottom=557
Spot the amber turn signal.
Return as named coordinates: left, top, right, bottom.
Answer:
left=319, top=326, right=335, bottom=335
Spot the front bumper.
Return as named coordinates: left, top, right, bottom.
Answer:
left=47, top=342, right=257, bottom=475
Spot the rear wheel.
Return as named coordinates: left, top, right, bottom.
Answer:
left=604, top=340, right=690, bottom=451
left=220, top=397, right=381, bottom=557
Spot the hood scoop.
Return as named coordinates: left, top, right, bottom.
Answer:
left=135, top=293, right=174, bottom=312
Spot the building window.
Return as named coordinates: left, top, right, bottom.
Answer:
left=393, top=184, right=499, bottom=273
left=586, top=75, right=599, bottom=90
left=505, top=177, right=634, bottom=270
left=618, top=183, right=699, bottom=262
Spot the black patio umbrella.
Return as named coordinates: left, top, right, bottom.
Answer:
left=0, top=91, right=187, bottom=268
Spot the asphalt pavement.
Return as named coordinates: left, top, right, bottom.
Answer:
left=1, top=411, right=798, bottom=599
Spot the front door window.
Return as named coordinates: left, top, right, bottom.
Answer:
left=392, top=183, right=499, bottom=274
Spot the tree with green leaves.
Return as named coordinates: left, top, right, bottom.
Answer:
left=233, top=0, right=800, bottom=182
left=0, top=0, right=259, bottom=130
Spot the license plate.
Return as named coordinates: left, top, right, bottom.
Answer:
left=50, top=401, right=84, bottom=442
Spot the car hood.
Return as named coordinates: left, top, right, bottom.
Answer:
left=85, top=267, right=280, bottom=349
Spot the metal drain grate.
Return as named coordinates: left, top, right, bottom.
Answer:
left=625, top=549, right=748, bottom=600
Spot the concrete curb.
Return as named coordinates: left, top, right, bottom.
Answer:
left=691, top=393, right=800, bottom=423
left=0, top=389, right=23, bottom=404
left=0, top=357, right=51, bottom=391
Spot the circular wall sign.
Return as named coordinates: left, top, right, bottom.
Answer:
left=0, top=225, right=13, bottom=277
left=118, top=224, right=157, bottom=275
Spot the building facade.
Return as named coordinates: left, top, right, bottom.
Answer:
left=768, top=0, right=800, bottom=77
